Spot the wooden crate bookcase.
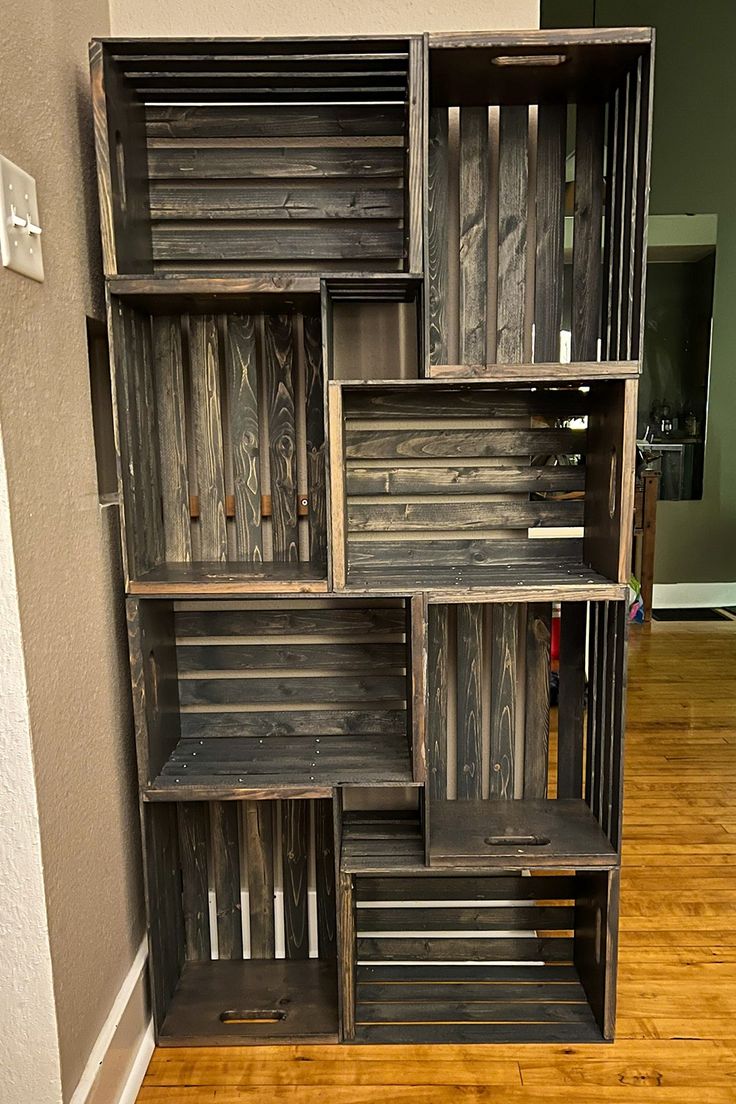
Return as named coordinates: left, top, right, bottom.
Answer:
left=92, top=28, right=653, bottom=1047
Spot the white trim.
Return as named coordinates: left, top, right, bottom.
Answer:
left=117, top=1022, right=154, bottom=1104
left=653, top=582, right=736, bottom=609
left=69, top=938, right=149, bottom=1104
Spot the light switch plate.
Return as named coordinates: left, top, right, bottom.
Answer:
left=0, top=155, right=44, bottom=282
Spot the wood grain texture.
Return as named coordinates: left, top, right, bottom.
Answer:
left=153, top=315, right=191, bottom=561
left=489, top=603, right=518, bottom=799
left=406, top=36, right=424, bottom=274
left=315, top=798, right=337, bottom=959
left=523, top=603, right=552, bottom=799
left=572, top=102, right=605, bottom=361
left=458, top=107, right=489, bottom=364
left=327, top=383, right=347, bottom=588
left=427, top=108, right=449, bottom=366
left=210, top=802, right=242, bottom=960
left=427, top=603, right=448, bottom=801
left=189, top=315, right=227, bottom=561
left=456, top=603, right=483, bottom=800
left=558, top=601, right=588, bottom=800
left=496, top=106, right=528, bottom=363
left=264, top=314, right=298, bottom=562
left=282, top=800, right=309, bottom=960
left=226, top=314, right=262, bottom=561
left=534, top=103, right=566, bottom=363
left=177, top=803, right=210, bottom=961
left=243, top=801, right=275, bottom=958
left=338, top=871, right=356, bottom=1040
left=410, top=594, right=428, bottom=784
left=303, top=313, right=326, bottom=566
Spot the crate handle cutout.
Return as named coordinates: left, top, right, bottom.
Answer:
left=484, top=834, right=551, bottom=847
left=114, top=132, right=127, bottom=214
left=219, top=1009, right=288, bottom=1025
left=609, top=447, right=618, bottom=519
left=492, top=54, right=567, bottom=67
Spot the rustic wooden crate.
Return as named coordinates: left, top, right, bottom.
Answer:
left=337, top=867, right=619, bottom=1043
left=128, top=596, right=418, bottom=800
left=425, top=28, right=653, bottom=373
left=108, top=281, right=329, bottom=592
left=328, top=378, right=637, bottom=593
left=322, top=275, right=423, bottom=381
left=143, top=796, right=339, bottom=1044
left=417, top=597, right=627, bottom=866
left=90, top=36, right=423, bottom=276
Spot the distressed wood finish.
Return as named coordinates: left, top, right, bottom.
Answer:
left=489, top=603, right=518, bottom=800
left=534, top=104, right=566, bottom=362
left=456, top=603, right=483, bottom=800
left=264, top=314, right=299, bottom=563
left=244, top=801, right=275, bottom=957
left=458, top=107, right=489, bottom=364
left=496, top=105, right=529, bottom=364
left=210, top=801, right=243, bottom=959
left=226, top=314, right=262, bottom=561
left=558, top=601, right=588, bottom=800
left=523, top=603, right=552, bottom=799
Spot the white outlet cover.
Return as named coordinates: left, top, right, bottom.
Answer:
left=0, top=155, right=44, bottom=282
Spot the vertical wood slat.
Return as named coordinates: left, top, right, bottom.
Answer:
left=458, top=107, right=488, bottom=364
left=282, top=799, right=309, bottom=959
left=210, top=801, right=242, bottom=960
left=632, top=51, right=654, bottom=361
left=428, top=603, right=449, bottom=800
left=427, top=107, right=449, bottom=367
left=177, top=803, right=210, bottom=961
left=190, top=315, right=227, bottom=561
left=534, top=104, right=566, bottom=363
left=144, top=803, right=184, bottom=1032
left=496, top=106, right=529, bottom=364
left=410, top=594, right=428, bottom=784
left=591, top=603, right=610, bottom=825
left=620, top=64, right=641, bottom=359
left=558, top=602, right=588, bottom=799
left=132, top=308, right=165, bottom=570
left=112, top=301, right=146, bottom=576
left=523, top=603, right=552, bottom=799
left=585, top=602, right=600, bottom=806
left=264, top=315, right=299, bottom=562
left=600, top=603, right=619, bottom=840
left=226, top=314, right=262, bottom=562
left=611, top=75, right=631, bottom=360
left=406, top=36, right=424, bottom=275
left=315, top=798, right=337, bottom=959
left=608, top=602, right=629, bottom=851
left=152, top=315, right=191, bottom=561
left=572, top=102, right=605, bottom=361
left=338, top=871, right=356, bottom=1040
left=489, top=603, right=519, bottom=800
left=303, top=313, right=327, bottom=566
left=456, top=603, right=483, bottom=799
left=244, top=801, right=275, bottom=958
left=602, top=87, right=624, bottom=360
left=327, top=383, right=347, bottom=588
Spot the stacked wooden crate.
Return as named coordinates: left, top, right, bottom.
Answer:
left=92, top=27, right=653, bottom=1047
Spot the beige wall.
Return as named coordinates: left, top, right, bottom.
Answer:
left=0, top=0, right=145, bottom=1099
left=109, top=0, right=538, bottom=37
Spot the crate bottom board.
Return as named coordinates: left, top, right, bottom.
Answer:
left=352, top=963, right=604, bottom=1044
left=159, top=959, right=338, bottom=1045
left=129, top=561, right=329, bottom=596
left=147, top=733, right=414, bottom=800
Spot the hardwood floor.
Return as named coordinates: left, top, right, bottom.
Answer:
left=137, top=620, right=736, bottom=1102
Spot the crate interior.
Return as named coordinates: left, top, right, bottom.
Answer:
left=145, top=797, right=338, bottom=1044
left=335, top=379, right=634, bottom=591
left=426, top=31, right=652, bottom=370
left=349, top=869, right=615, bottom=1043
left=324, top=277, right=422, bottom=381
left=94, top=38, right=416, bottom=275
left=133, top=597, right=414, bottom=798
left=110, top=288, right=330, bottom=589
left=425, top=598, right=626, bottom=867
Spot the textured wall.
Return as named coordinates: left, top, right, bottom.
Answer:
left=0, top=0, right=145, bottom=1099
left=109, top=0, right=538, bottom=37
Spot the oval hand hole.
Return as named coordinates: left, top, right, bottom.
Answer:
left=219, top=1008, right=287, bottom=1024
left=484, top=834, right=551, bottom=847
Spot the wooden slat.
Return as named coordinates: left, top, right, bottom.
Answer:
left=180, top=709, right=406, bottom=740
left=145, top=105, right=406, bottom=139
left=356, top=875, right=577, bottom=903
left=148, top=184, right=404, bottom=222
left=458, top=107, right=488, bottom=364
left=620, top=63, right=642, bottom=359
left=345, top=427, right=586, bottom=460
left=177, top=803, right=210, bottom=961
left=584, top=602, right=600, bottom=806
left=143, top=804, right=184, bottom=1032
left=410, top=594, right=428, bottom=784
left=315, top=798, right=337, bottom=959
left=534, top=103, right=566, bottom=363
left=456, top=603, right=483, bottom=800
left=632, top=52, right=654, bottom=360
left=175, top=606, right=406, bottom=637
left=496, top=106, right=529, bottom=363
left=406, top=37, right=423, bottom=274
left=558, top=602, right=588, bottom=800
left=151, top=224, right=405, bottom=263
left=489, top=603, right=518, bottom=800
left=328, top=383, right=347, bottom=588
left=346, top=464, right=586, bottom=496
left=357, top=936, right=572, bottom=963
left=303, top=314, right=326, bottom=565
left=591, top=603, right=609, bottom=824
left=427, top=107, right=449, bottom=366
left=572, top=102, right=605, bottom=361
left=210, top=801, right=243, bottom=960
left=152, top=315, right=191, bottom=561
left=523, top=603, right=552, bottom=799
left=343, top=384, right=592, bottom=420
left=177, top=642, right=407, bottom=673
left=189, top=314, right=227, bottom=561
left=226, top=314, right=262, bottom=561
left=347, top=537, right=585, bottom=571
left=601, top=86, right=622, bottom=360
left=282, top=800, right=309, bottom=960
left=608, top=601, right=628, bottom=851
left=147, top=145, right=404, bottom=179
left=357, top=905, right=574, bottom=932
left=428, top=604, right=448, bottom=801
left=264, top=314, right=299, bottom=562
left=178, top=675, right=407, bottom=706
left=347, top=499, right=583, bottom=532
left=244, top=801, right=275, bottom=958
left=338, top=872, right=356, bottom=1040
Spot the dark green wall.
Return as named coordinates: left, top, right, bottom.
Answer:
left=543, top=0, right=736, bottom=585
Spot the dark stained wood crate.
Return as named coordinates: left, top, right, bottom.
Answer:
left=422, top=597, right=628, bottom=865
left=129, top=596, right=415, bottom=800
left=328, top=378, right=637, bottom=593
left=425, top=29, right=653, bottom=373
left=338, top=867, right=619, bottom=1043
left=108, top=282, right=329, bottom=592
left=144, top=796, right=339, bottom=1044
left=322, top=275, right=423, bottom=381
left=90, top=36, right=423, bottom=275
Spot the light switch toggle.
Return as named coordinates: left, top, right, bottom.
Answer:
left=0, top=154, right=44, bottom=282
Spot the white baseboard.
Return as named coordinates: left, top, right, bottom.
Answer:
left=70, top=938, right=152, bottom=1104
left=653, top=582, right=736, bottom=609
